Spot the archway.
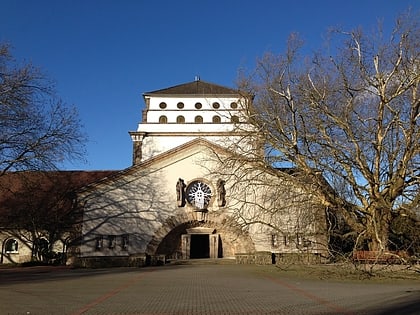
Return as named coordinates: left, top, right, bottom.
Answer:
left=148, top=215, right=255, bottom=260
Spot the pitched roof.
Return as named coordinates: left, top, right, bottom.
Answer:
left=144, top=80, right=240, bottom=96
left=0, top=171, right=117, bottom=219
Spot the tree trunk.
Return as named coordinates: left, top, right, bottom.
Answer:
left=365, top=207, right=392, bottom=251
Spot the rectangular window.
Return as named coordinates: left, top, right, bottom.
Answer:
left=271, top=234, right=278, bottom=247
left=283, top=235, right=290, bottom=247
left=108, top=235, right=116, bottom=249
left=121, top=234, right=129, bottom=250
left=96, top=236, right=103, bottom=250
left=296, top=233, right=303, bottom=246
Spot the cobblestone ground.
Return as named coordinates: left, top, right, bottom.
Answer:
left=0, top=263, right=419, bottom=315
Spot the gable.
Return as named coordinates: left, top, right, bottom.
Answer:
left=78, top=138, right=231, bottom=193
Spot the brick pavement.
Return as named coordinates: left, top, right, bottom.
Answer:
left=0, top=262, right=419, bottom=315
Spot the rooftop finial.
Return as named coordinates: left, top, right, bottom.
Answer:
left=194, top=75, right=200, bottom=81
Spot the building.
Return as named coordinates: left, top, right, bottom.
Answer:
left=75, top=79, right=328, bottom=266
left=0, top=171, right=116, bottom=264
left=0, top=79, right=328, bottom=267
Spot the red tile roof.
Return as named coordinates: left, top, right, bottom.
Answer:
left=0, top=171, right=117, bottom=222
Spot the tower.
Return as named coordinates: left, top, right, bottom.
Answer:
left=129, top=79, right=249, bottom=164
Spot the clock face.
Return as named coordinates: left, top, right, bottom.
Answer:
left=186, top=180, right=212, bottom=210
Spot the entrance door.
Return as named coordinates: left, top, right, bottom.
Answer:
left=190, top=234, right=210, bottom=258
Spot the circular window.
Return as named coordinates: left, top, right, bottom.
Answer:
left=186, top=180, right=212, bottom=210
left=195, top=102, right=202, bottom=109
left=177, top=102, right=184, bottom=109
left=212, top=102, right=220, bottom=109
left=159, top=102, right=167, bottom=109
left=230, top=102, right=238, bottom=109
left=195, top=116, right=203, bottom=123
left=231, top=115, right=240, bottom=123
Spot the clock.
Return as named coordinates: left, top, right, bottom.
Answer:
left=186, top=180, right=212, bottom=210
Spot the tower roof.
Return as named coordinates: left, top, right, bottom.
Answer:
left=144, top=80, right=239, bottom=96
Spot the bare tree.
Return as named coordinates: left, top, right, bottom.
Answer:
left=238, top=10, right=420, bottom=252
left=0, top=43, right=86, bottom=174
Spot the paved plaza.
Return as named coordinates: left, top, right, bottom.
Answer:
left=0, top=262, right=419, bottom=315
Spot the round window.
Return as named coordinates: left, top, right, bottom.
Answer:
left=186, top=180, right=212, bottom=210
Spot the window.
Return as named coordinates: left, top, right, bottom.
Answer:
left=159, top=102, right=167, bottom=109
left=296, top=233, right=303, bottom=247
left=231, top=115, right=239, bottom=123
left=108, top=235, right=116, bottom=249
left=96, top=236, right=103, bottom=250
left=159, top=115, right=168, bottom=123
left=176, top=115, right=185, bottom=123
left=5, top=239, right=18, bottom=253
left=271, top=234, right=278, bottom=247
left=212, top=115, right=221, bottom=123
left=194, top=115, right=203, bottom=123
left=195, top=102, right=202, bottom=109
left=230, top=102, right=238, bottom=109
left=186, top=180, right=212, bottom=210
left=283, top=235, right=290, bottom=247
left=212, top=102, right=220, bottom=109
left=121, top=235, right=129, bottom=250
left=177, top=102, right=184, bottom=109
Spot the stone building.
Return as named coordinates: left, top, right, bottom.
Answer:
left=0, top=79, right=328, bottom=266
left=75, top=79, right=328, bottom=266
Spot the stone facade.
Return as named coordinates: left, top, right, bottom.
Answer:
left=75, top=80, right=328, bottom=266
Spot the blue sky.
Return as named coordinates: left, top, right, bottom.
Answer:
left=2, top=0, right=419, bottom=170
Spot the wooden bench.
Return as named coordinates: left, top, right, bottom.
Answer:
left=353, top=250, right=408, bottom=264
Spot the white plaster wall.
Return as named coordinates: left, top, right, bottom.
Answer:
left=79, top=146, right=228, bottom=257
left=79, top=142, right=327, bottom=258
left=140, top=134, right=246, bottom=161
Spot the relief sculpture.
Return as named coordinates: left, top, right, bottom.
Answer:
left=176, top=178, right=186, bottom=207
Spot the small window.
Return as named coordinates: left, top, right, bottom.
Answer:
left=176, top=115, right=185, bottom=123
left=96, top=236, right=103, bottom=250
left=231, top=115, right=239, bottom=123
left=5, top=239, right=18, bottom=253
left=283, top=235, right=290, bottom=247
left=108, top=235, right=116, bottom=249
left=159, top=115, right=168, bottom=123
left=195, top=115, right=203, bottom=123
left=230, top=102, right=238, bottom=109
left=212, top=115, right=221, bottom=123
left=195, top=102, right=202, bottom=109
left=212, top=102, right=220, bottom=109
left=121, top=234, right=129, bottom=250
left=159, top=102, right=167, bottom=109
left=177, top=102, right=184, bottom=109
left=271, top=234, right=278, bottom=247
left=296, top=233, right=303, bottom=246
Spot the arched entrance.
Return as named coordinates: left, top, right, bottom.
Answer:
left=150, top=216, right=255, bottom=260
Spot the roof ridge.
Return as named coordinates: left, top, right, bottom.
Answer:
left=144, top=80, right=239, bottom=95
